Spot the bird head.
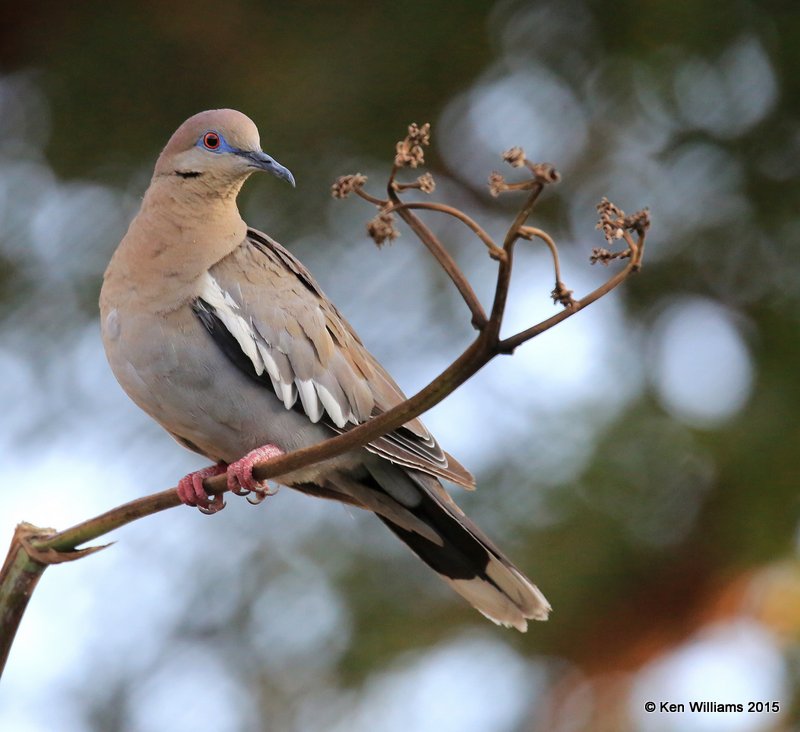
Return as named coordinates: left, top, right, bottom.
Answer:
left=153, top=109, right=295, bottom=188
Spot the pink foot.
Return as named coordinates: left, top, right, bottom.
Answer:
left=227, top=444, right=284, bottom=504
left=177, top=462, right=228, bottom=514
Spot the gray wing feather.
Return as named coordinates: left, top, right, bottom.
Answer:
left=201, top=230, right=475, bottom=489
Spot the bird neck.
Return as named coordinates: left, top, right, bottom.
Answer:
left=107, top=177, right=249, bottom=309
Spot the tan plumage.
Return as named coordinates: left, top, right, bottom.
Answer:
left=101, top=109, right=550, bottom=630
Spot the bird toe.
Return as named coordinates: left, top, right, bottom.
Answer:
left=226, top=444, right=284, bottom=502
left=177, top=463, right=227, bottom=513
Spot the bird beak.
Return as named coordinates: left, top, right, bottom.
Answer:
left=236, top=150, right=296, bottom=187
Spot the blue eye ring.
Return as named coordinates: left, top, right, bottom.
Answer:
left=203, top=131, right=221, bottom=150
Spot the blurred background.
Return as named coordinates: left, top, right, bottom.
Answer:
left=1, top=0, right=798, bottom=730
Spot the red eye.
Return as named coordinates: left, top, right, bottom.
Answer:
left=203, top=132, right=221, bottom=150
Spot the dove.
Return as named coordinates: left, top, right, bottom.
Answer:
left=100, top=109, right=550, bottom=630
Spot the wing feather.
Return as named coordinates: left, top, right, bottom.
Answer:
left=195, top=230, right=475, bottom=489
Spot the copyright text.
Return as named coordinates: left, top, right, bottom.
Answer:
left=643, top=701, right=780, bottom=713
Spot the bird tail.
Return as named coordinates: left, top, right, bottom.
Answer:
left=331, top=457, right=551, bottom=631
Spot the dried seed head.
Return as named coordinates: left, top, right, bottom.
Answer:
left=596, top=197, right=627, bottom=244
left=551, top=281, right=577, bottom=308
left=502, top=146, right=526, bottom=168
left=407, top=122, right=431, bottom=147
left=367, top=209, right=400, bottom=247
left=590, top=247, right=630, bottom=266
left=332, top=173, right=367, bottom=199
left=395, top=122, right=431, bottom=168
left=395, top=141, right=425, bottom=168
left=593, top=198, right=649, bottom=262
left=625, top=207, right=651, bottom=235
left=488, top=171, right=508, bottom=197
left=417, top=172, right=436, bottom=193
left=530, top=162, right=561, bottom=184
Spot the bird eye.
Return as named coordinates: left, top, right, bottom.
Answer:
left=203, top=132, right=221, bottom=150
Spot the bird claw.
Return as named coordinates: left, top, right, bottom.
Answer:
left=226, top=444, right=284, bottom=505
left=176, top=445, right=282, bottom=513
left=198, top=499, right=226, bottom=515
left=177, top=463, right=227, bottom=514
left=245, top=485, right=278, bottom=505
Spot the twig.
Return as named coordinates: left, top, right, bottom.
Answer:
left=386, top=193, right=489, bottom=330
left=388, top=202, right=503, bottom=260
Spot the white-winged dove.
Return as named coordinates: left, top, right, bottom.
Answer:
left=100, top=109, right=550, bottom=630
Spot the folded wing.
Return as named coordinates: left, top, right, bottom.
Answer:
left=192, top=229, right=475, bottom=489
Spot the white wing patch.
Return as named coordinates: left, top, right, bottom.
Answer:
left=316, top=384, right=348, bottom=428
left=199, top=272, right=353, bottom=427
left=199, top=272, right=263, bottom=372
left=297, top=379, right=323, bottom=423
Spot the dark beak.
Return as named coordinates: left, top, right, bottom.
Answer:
left=236, top=150, right=296, bottom=187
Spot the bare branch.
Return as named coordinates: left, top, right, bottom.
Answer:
left=388, top=201, right=503, bottom=260
left=518, top=226, right=577, bottom=308
left=386, top=188, right=489, bottom=330
left=500, top=219, right=647, bottom=352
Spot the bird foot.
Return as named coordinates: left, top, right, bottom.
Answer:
left=227, top=444, right=284, bottom=505
left=176, top=445, right=283, bottom=514
left=177, top=462, right=228, bottom=514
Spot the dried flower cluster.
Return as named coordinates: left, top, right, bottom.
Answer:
left=502, top=146, right=526, bottom=168
left=488, top=172, right=509, bottom=197
left=624, top=208, right=651, bottom=236
left=529, top=163, right=561, bottom=184
left=367, top=208, right=400, bottom=247
left=417, top=172, right=436, bottom=193
left=590, top=247, right=629, bottom=266
left=596, top=197, right=650, bottom=243
left=395, top=123, right=431, bottom=168
left=488, top=150, right=561, bottom=197
left=596, top=197, right=627, bottom=242
left=331, top=174, right=368, bottom=199
left=551, top=281, right=576, bottom=308
left=332, top=123, right=645, bottom=317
